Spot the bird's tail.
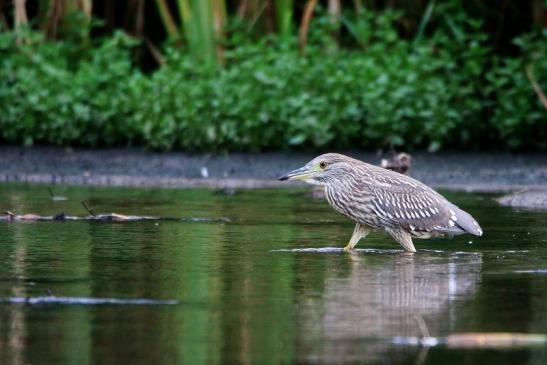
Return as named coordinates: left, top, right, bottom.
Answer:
left=449, top=203, right=483, bottom=236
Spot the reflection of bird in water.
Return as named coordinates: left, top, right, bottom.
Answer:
left=279, top=153, right=482, bottom=252
left=296, top=252, right=482, bottom=364
left=381, top=152, right=412, bottom=175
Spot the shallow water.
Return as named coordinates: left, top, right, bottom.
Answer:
left=0, top=184, right=546, bottom=365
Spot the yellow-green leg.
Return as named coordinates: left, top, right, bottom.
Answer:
left=344, top=223, right=371, bottom=252
left=385, top=227, right=416, bottom=253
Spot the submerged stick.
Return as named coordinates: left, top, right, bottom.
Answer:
left=1, top=295, right=179, bottom=305
left=393, top=332, right=547, bottom=349
left=445, top=332, right=547, bottom=349
left=0, top=210, right=229, bottom=223
left=81, top=201, right=96, bottom=217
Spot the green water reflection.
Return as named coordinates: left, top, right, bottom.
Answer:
left=0, top=184, right=546, bottom=364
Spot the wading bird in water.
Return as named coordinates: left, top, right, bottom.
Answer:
left=278, top=153, right=482, bottom=252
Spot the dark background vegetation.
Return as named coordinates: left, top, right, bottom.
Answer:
left=0, top=0, right=545, bottom=152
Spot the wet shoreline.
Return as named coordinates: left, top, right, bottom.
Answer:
left=1, top=146, right=546, bottom=192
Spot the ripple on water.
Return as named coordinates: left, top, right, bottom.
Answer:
left=271, top=247, right=486, bottom=256
left=273, top=247, right=410, bottom=254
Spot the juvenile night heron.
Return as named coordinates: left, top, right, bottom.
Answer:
left=278, top=153, right=482, bottom=252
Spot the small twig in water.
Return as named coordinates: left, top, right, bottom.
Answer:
left=81, top=201, right=96, bottom=217
left=414, top=314, right=431, bottom=338
left=414, top=314, right=431, bottom=365
left=5, top=210, right=15, bottom=216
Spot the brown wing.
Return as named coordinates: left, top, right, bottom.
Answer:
left=370, top=187, right=455, bottom=232
left=365, top=169, right=463, bottom=234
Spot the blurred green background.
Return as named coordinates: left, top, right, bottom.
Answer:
left=0, top=0, right=545, bottom=152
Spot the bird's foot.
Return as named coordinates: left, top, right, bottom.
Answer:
left=343, top=244, right=353, bottom=253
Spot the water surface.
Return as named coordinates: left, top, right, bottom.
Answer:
left=0, top=184, right=546, bottom=364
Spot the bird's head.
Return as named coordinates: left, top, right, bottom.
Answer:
left=278, top=153, right=356, bottom=186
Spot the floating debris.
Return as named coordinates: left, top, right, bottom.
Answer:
left=2, top=210, right=158, bottom=222
left=394, top=333, right=547, bottom=349
left=0, top=296, right=179, bottom=305
left=445, top=333, right=547, bottom=348
left=1, top=210, right=230, bottom=223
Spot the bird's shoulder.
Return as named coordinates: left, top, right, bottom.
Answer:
left=354, top=162, right=434, bottom=195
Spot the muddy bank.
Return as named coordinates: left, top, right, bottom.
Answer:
left=1, top=146, right=546, bottom=193
left=497, top=188, right=547, bottom=210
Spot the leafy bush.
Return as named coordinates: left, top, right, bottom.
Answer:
left=0, top=30, right=142, bottom=146
left=0, top=9, right=545, bottom=152
left=486, top=30, right=547, bottom=149
left=131, top=8, right=496, bottom=151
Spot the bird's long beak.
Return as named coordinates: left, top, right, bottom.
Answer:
left=278, top=165, right=313, bottom=181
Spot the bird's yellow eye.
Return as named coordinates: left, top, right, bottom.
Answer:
left=319, top=161, right=328, bottom=169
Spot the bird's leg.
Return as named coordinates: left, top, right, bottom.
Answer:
left=344, top=223, right=371, bottom=252
left=385, top=228, right=416, bottom=253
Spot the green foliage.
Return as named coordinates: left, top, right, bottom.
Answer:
left=0, top=8, right=545, bottom=151
left=486, top=30, right=547, bottom=149
left=0, top=29, right=142, bottom=146
left=133, top=8, right=497, bottom=151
